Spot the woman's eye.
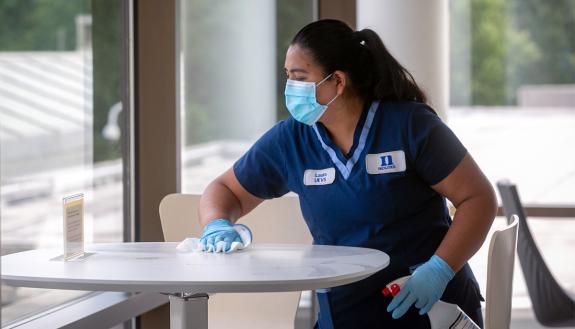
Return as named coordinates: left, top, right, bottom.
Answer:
left=285, top=73, right=307, bottom=81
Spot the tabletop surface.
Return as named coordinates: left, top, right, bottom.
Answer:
left=1, top=242, right=389, bottom=294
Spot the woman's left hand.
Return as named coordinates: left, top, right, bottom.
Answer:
left=387, top=255, right=455, bottom=319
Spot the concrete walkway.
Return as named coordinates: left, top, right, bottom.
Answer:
left=449, top=107, right=575, bottom=328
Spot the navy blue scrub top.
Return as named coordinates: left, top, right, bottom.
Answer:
left=233, top=101, right=484, bottom=328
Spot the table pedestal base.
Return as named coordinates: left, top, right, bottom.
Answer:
left=169, top=293, right=209, bottom=329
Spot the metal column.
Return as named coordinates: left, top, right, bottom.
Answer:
left=169, top=293, right=209, bottom=329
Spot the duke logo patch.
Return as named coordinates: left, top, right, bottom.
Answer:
left=303, top=168, right=336, bottom=186
left=366, top=150, right=406, bottom=174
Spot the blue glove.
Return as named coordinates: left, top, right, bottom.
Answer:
left=387, top=255, right=455, bottom=319
left=200, top=219, right=247, bottom=253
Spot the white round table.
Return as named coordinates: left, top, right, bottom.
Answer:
left=1, top=242, right=390, bottom=329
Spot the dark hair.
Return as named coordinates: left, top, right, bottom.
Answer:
left=290, top=19, right=427, bottom=104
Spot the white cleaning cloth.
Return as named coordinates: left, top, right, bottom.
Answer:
left=176, top=223, right=252, bottom=253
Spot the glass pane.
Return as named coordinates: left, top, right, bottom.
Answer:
left=0, top=0, right=126, bottom=324
left=450, top=0, right=575, bottom=316
left=180, top=0, right=314, bottom=193
left=449, top=0, right=575, bottom=205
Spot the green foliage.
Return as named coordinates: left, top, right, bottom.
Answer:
left=506, top=0, right=575, bottom=103
left=469, top=0, right=508, bottom=105
left=0, top=0, right=89, bottom=50
left=91, top=0, right=122, bottom=162
left=451, top=0, right=575, bottom=106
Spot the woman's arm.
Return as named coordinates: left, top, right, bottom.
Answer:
left=432, top=153, right=498, bottom=271
left=198, top=167, right=264, bottom=227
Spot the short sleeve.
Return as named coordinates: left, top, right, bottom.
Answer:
left=407, top=106, right=467, bottom=185
left=233, top=122, right=290, bottom=199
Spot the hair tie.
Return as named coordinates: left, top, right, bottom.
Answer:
left=354, top=30, right=366, bottom=46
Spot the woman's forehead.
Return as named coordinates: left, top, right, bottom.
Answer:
left=285, top=45, right=318, bottom=72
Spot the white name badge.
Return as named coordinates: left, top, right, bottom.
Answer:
left=303, top=168, right=336, bottom=186
left=366, top=150, right=406, bottom=174
left=63, top=193, right=84, bottom=260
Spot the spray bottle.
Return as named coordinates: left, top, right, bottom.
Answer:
left=382, top=276, right=480, bottom=329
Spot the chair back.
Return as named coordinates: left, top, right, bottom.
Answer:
left=484, top=215, right=518, bottom=329
left=159, top=193, right=313, bottom=329
left=496, top=180, right=527, bottom=226
left=159, top=193, right=203, bottom=241
left=496, top=180, right=575, bottom=326
left=159, top=193, right=313, bottom=243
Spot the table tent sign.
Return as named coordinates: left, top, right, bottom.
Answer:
left=62, top=193, right=84, bottom=260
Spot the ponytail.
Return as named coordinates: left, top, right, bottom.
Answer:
left=355, top=29, right=427, bottom=103
left=291, top=20, right=427, bottom=104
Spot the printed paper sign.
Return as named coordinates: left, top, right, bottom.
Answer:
left=63, top=194, right=84, bottom=260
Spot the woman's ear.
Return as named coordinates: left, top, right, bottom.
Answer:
left=333, top=70, right=347, bottom=95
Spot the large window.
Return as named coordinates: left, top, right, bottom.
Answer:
left=449, top=0, right=575, bottom=204
left=0, top=0, right=127, bottom=325
left=180, top=0, right=314, bottom=193
left=449, top=0, right=575, bottom=309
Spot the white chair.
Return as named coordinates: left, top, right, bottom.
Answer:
left=159, top=193, right=313, bottom=329
left=484, top=215, right=519, bottom=329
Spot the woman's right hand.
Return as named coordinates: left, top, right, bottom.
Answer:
left=200, top=219, right=243, bottom=252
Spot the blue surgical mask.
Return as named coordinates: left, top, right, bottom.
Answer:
left=284, top=73, right=339, bottom=125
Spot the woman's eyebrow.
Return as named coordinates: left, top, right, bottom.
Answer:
left=285, top=68, right=308, bottom=74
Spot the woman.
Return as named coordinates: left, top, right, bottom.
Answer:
left=197, top=19, right=496, bottom=328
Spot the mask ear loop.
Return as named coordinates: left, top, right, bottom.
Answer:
left=326, top=93, right=340, bottom=106
left=316, top=72, right=334, bottom=87
left=307, top=73, right=340, bottom=124
left=317, top=72, right=339, bottom=106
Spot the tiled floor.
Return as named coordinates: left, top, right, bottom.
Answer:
left=510, top=308, right=554, bottom=329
